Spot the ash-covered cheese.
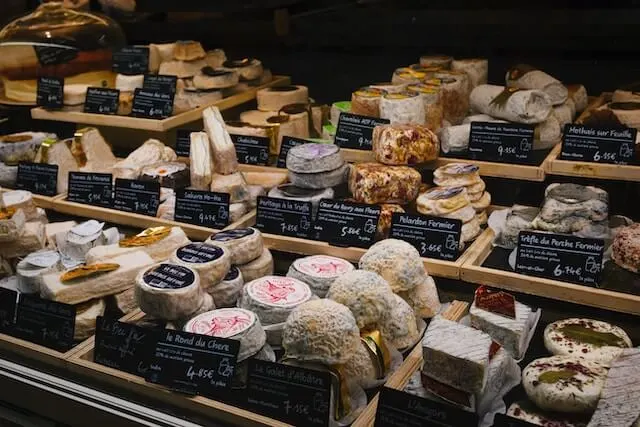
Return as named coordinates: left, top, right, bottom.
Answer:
left=382, top=294, right=420, bottom=350
left=398, top=275, right=441, bottom=319
left=544, top=318, right=632, bottom=363
left=326, top=270, right=395, bottom=330
left=470, top=299, right=536, bottom=359
left=0, top=163, right=17, bottom=187
left=240, top=276, right=313, bottom=325
left=184, top=308, right=266, bottom=362
left=268, top=184, right=334, bottom=217
left=422, top=316, right=492, bottom=394
left=359, top=239, right=427, bottom=292
left=287, top=163, right=349, bottom=190
left=206, top=227, right=263, bottom=265
left=286, top=143, right=344, bottom=173
left=287, top=255, right=354, bottom=298
left=237, top=248, right=274, bottom=283
left=170, top=243, right=230, bottom=293
left=136, top=262, right=203, bottom=320
left=282, top=299, right=360, bottom=365
left=522, top=355, right=608, bottom=414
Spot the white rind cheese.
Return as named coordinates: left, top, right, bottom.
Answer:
left=507, top=401, right=587, bottom=427
left=203, top=106, right=239, bottom=175
left=381, top=294, right=420, bottom=350
left=2, top=190, right=38, bottom=220
left=170, top=243, right=231, bottom=293
left=286, top=255, right=354, bottom=298
left=422, top=316, right=492, bottom=394
left=44, top=221, right=77, bottom=249
left=359, top=238, right=427, bottom=292
left=0, top=221, right=45, bottom=258
left=240, top=276, right=313, bottom=325
left=237, top=248, right=273, bottom=283
left=379, top=91, right=426, bottom=125
left=41, top=250, right=154, bottom=304
left=397, top=275, right=441, bottom=319
left=0, top=209, right=26, bottom=242
left=189, top=132, right=213, bottom=190
left=211, top=266, right=244, bottom=307
left=16, top=250, right=61, bottom=294
left=74, top=298, right=106, bottom=341
left=205, top=228, right=263, bottom=265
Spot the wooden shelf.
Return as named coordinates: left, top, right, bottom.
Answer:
left=30, top=76, right=291, bottom=132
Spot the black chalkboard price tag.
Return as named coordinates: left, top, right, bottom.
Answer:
left=83, top=87, right=120, bottom=115
left=374, top=387, right=478, bottom=427
left=36, top=76, right=64, bottom=109
left=67, top=172, right=113, bottom=207
left=131, top=88, right=174, bottom=119
left=112, top=46, right=150, bottom=75
left=515, top=231, right=605, bottom=286
left=277, top=136, right=309, bottom=168
left=16, top=162, right=58, bottom=196
left=0, top=288, right=17, bottom=334
left=230, top=134, right=270, bottom=165
left=34, top=41, right=78, bottom=66
left=468, top=122, right=534, bottom=164
left=113, top=178, right=160, bottom=216
left=334, top=113, right=390, bottom=150
left=255, top=196, right=314, bottom=239
left=143, top=74, right=178, bottom=94
left=145, top=329, right=240, bottom=397
left=246, top=360, right=331, bottom=427
left=560, top=124, right=637, bottom=165
left=493, top=413, right=538, bottom=427
left=94, top=316, right=160, bottom=376
left=389, top=213, right=462, bottom=261
left=175, top=129, right=193, bottom=157
left=174, top=189, right=230, bottom=228
left=12, top=295, right=75, bottom=352
left=315, top=199, right=380, bottom=248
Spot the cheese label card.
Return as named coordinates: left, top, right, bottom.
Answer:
left=515, top=231, right=605, bottom=286
left=174, top=189, right=230, bottom=228
left=142, top=263, right=196, bottom=290
left=255, top=196, right=314, bottom=239
left=143, top=74, right=178, bottom=94
left=175, top=243, right=225, bottom=264
left=560, top=124, right=637, bottom=165
left=175, top=129, right=193, bottom=157
left=230, top=134, right=270, bottom=166
left=335, top=113, right=390, bottom=150
left=374, top=387, right=478, bottom=427
left=277, top=136, right=310, bottom=168
left=315, top=199, right=380, bottom=248
left=113, top=178, right=160, bottom=217
left=12, top=294, right=75, bottom=352
left=83, top=87, right=120, bottom=115
left=112, top=46, right=150, bottom=75
left=36, top=76, right=64, bottom=109
left=468, top=122, right=534, bottom=164
left=145, top=329, right=240, bottom=397
left=389, top=213, right=462, bottom=261
left=16, top=162, right=58, bottom=196
left=94, top=316, right=160, bottom=377
left=246, top=360, right=331, bottom=427
left=493, top=414, right=538, bottom=427
left=67, top=172, right=113, bottom=207
left=34, top=41, right=78, bottom=66
left=131, top=88, right=174, bottom=119
left=0, top=288, right=17, bottom=334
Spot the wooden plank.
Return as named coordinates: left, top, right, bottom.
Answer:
left=460, top=228, right=640, bottom=315
left=30, top=76, right=291, bottom=132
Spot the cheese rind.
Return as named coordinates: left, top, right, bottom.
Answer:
left=2, top=190, right=38, bottom=220
left=240, top=276, right=313, bottom=325
left=74, top=298, right=106, bottom=341
left=287, top=255, right=354, bottom=298
left=205, top=228, right=263, bottom=265
left=359, top=239, right=426, bottom=292
left=382, top=294, right=420, bottom=350
left=210, top=172, right=250, bottom=203
left=170, top=243, right=231, bottom=293
left=286, top=143, right=344, bottom=174
left=189, top=132, right=213, bottom=190
left=0, top=221, right=45, bottom=258
left=397, top=275, right=441, bottom=319
left=0, top=132, right=52, bottom=164
left=0, top=209, right=26, bottom=242
left=212, top=266, right=244, bottom=307
left=203, top=106, right=239, bottom=175
left=238, top=248, right=274, bottom=283
left=16, top=250, right=61, bottom=294
left=288, top=163, right=349, bottom=190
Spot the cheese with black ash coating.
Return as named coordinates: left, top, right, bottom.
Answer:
left=348, top=163, right=421, bottom=204
left=286, top=255, right=354, bottom=298
left=359, top=238, right=426, bottom=292
left=240, top=276, right=313, bottom=325
left=372, top=123, right=439, bottom=165
left=205, top=227, right=263, bottom=265
left=288, top=164, right=349, bottom=190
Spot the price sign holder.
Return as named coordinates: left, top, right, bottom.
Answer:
left=334, top=113, right=389, bottom=150
left=175, top=129, right=194, bottom=157
left=67, top=172, right=113, bottom=207
left=515, top=231, right=605, bottom=286
left=131, top=88, right=175, bottom=119
left=143, top=74, right=178, bottom=94
left=314, top=199, right=380, bottom=248
left=389, top=213, right=462, bottom=261
left=83, top=87, right=120, bottom=115
left=255, top=196, right=313, bottom=239
left=174, top=189, right=230, bottom=228
left=277, top=136, right=309, bottom=168
left=36, top=76, right=64, bottom=110
left=12, top=295, right=76, bottom=352
left=468, top=122, right=534, bottom=164
left=560, top=124, right=637, bottom=165
left=16, top=162, right=58, bottom=196
left=112, top=46, right=150, bottom=75
left=113, top=178, right=160, bottom=216
left=230, top=134, right=270, bottom=165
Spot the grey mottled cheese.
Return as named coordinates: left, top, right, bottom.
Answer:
left=287, top=255, right=354, bottom=298
left=184, top=308, right=266, bottom=362
left=212, top=266, right=244, bottom=307
left=170, top=243, right=230, bottom=293
left=210, top=172, right=250, bottom=203
left=286, top=143, right=344, bottom=173
left=343, top=339, right=381, bottom=388
left=240, top=276, right=313, bottom=325
left=42, top=250, right=154, bottom=304
left=0, top=163, right=17, bottom=187
left=382, top=294, right=420, bottom=350
left=422, top=315, right=492, bottom=394
left=0, top=209, right=26, bottom=243
left=0, top=221, right=45, bottom=258
left=282, top=299, right=360, bottom=365
left=287, top=163, right=349, bottom=190
left=470, top=300, right=536, bottom=359
left=359, top=239, right=427, bottom=292
left=74, top=298, right=106, bottom=341
left=326, top=270, right=395, bottom=330
left=451, top=58, right=488, bottom=89
left=237, top=248, right=273, bottom=283
left=397, top=275, right=441, bottom=319
left=379, top=91, right=426, bottom=125
left=205, top=228, right=263, bottom=265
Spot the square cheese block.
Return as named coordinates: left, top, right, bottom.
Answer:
left=40, top=250, right=154, bottom=304
left=422, top=315, right=492, bottom=394
left=0, top=221, right=45, bottom=258
left=470, top=300, right=536, bottom=360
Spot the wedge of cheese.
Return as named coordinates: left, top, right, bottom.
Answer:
left=33, top=139, right=78, bottom=194
left=45, top=221, right=77, bottom=249
left=203, top=106, right=239, bottom=175
left=189, top=132, right=213, bottom=190
left=40, top=250, right=154, bottom=304
left=72, top=127, right=117, bottom=171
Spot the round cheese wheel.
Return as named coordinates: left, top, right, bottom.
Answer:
left=238, top=248, right=274, bottom=284
left=222, top=58, right=263, bottom=81
left=522, top=355, right=608, bottom=414
left=351, top=87, right=386, bottom=118
left=359, top=239, right=428, bottom=292
left=471, top=191, right=491, bottom=212
left=433, top=163, right=482, bottom=187
left=287, top=163, right=349, bottom=190
left=287, top=255, right=354, bottom=298
left=286, top=143, right=344, bottom=174
left=419, top=54, right=453, bottom=69
left=451, top=58, right=489, bottom=89
left=193, top=67, right=239, bottom=90
left=381, top=294, right=420, bottom=350
left=240, top=276, right=313, bottom=325
left=136, top=263, right=203, bottom=320
left=257, top=85, right=309, bottom=112
left=184, top=308, right=266, bottom=362
left=379, top=91, right=426, bottom=125
left=16, top=250, right=60, bottom=294
left=205, top=228, right=263, bottom=265
left=170, top=243, right=231, bottom=293
left=212, top=266, right=244, bottom=307
left=370, top=82, right=408, bottom=94
left=544, top=318, right=632, bottom=362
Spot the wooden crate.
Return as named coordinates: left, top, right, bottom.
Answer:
left=461, top=227, right=640, bottom=316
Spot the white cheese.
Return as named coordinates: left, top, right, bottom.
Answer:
left=203, top=106, right=239, bottom=175
left=240, top=276, right=313, bottom=325
left=16, top=250, right=61, bottom=294
left=0, top=209, right=26, bottom=243
left=343, top=339, right=382, bottom=388
left=211, top=266, right=243, bottom=307
left=33, top=139, right=78, bottom=194
left=205, top=227, right=263, bottom=265
left=170, top=242, right=231, bottom=293
left=189, top=132, right=213, bottom=190
left=44, top=221, right=77, bottom=249
left=111, top=287, right=137, bottom=315
left=397, top=275, right=441, bottom=319
left=286, top=255, right=354, bottom=298
left=210, top=172, right=250, bottom=203
left=115, top=74, right=144, bottom=92
left=381, top=294, right=420, bottom=350
left=237, top=248, right=273, bottom=283
left=0, top=132, right=53, bottom=164
left=359, top=238, right=427, bottom=292
left=2, top=190, right=37, bottom=220
left=0, top=221, right=45, bottom=259
left=74, top=298, right=106, bottom=341
left=73, top=127, right=117, bottom=171
left=379, top=91, right=425, bottom=125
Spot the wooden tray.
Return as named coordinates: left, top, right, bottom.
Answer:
left=461, top=227, right=640, bottom=316
left=340, top=149, right=553, bottom=182
left=30, top=76, right=291, bottom=132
